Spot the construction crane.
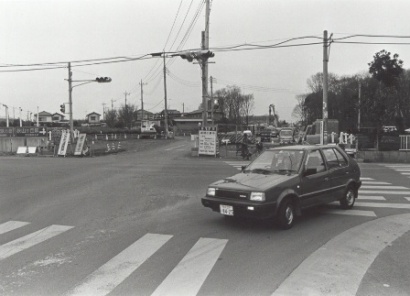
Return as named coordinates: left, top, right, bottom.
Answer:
left=268, top=104, right=278, bottom=127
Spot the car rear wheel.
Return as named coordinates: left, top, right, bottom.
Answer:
left=340, top=186, right=356, bottom=209
left=276, top=200, right=295, bottom=230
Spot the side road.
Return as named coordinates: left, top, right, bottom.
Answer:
left=272, top=213, right=410, bottom=296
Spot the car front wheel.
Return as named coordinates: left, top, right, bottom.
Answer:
left=340, top=186, right=356, bottom=209
left=276, top=200, right=295, bottom=230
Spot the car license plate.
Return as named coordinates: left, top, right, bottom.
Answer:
left=220, top=205, right=234, bottom=216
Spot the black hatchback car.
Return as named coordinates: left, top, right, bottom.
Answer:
left=202, top=145, right=361, bottom=229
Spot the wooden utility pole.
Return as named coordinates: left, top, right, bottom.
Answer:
left=163, top=53, right=169, bottom=138
left=210, top=76, right=214, bottom=125
left=322, top=30, right=329, bottom=145
left=68, top=62, right=73, bottom=139
left=201, top=0, right=211, bottom=128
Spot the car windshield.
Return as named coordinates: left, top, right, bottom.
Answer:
left=244, top=150, right=304, bottom=174
left=280, top=130, right=293, bottom=136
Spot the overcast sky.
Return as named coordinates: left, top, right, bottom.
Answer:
left=1, top=0, right=410, bottom=122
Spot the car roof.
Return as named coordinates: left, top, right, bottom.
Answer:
left=268, top=144, right=340, bottom=152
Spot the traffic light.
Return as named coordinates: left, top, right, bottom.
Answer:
left=177, top=50, right=214, bottom=62
left=180, top=53, right=194, bottom=62
left=96, top=77, right=112, bottom=83
left=60, top=104, right=65, bottom=113
left=213, top=99, right=219, bottom=110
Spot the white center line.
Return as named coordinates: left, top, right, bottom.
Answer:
left=67, top=233, right=172, bottom=296
left=152, top=237, right=228, bottom=296
left=325, top=209, right=376, bottom=217
left=0, top=225, right=73, bottom=260
left=0, top=221, right=30, bottom=235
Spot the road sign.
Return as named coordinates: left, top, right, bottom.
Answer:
left=198, top=126, right=219, bottom=156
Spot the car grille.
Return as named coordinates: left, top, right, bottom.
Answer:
left=215, top=189, right=249, bottom=199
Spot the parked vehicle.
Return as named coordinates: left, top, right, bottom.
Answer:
left=202, top=145, right=361, bottom=229
left=279, top=128, right=295, bottom=145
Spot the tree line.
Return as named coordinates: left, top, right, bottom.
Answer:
left=293, top=50, right=410, bottom=134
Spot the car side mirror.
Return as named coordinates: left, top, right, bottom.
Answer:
left=304, top=167, right=317, bottom=176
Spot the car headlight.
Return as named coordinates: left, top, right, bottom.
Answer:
left=250, top=192, right=265, bottom=201
left=207, top=187, right=216, bottom=196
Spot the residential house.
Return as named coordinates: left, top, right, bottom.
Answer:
left=86, top=112, right=101, bottom=125
left=35, top=111, right=53, bottom=123
left=52, top=113, right=65, bottom=122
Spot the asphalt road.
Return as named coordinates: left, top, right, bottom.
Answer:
left=0, top=137, right=409, bottom=296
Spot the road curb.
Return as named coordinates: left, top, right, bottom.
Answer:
left=272, top=213, right=410, bottom=296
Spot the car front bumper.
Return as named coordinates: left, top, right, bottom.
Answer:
left=201, top=196, right=277, bottom=219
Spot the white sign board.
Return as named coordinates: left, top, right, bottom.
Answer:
left=198, top=126, right=218, bottom=156
left=57, top=131, right=70, bottom=156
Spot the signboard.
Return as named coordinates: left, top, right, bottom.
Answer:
left=57, top=131, right=70, bottom=156
left=0, top=127, right=13, bottom=137
left=198, top=126, right=218, bottom=156
left=74, top=134, right=87, bottom=156
left=15, top=127, right=42, bottom=137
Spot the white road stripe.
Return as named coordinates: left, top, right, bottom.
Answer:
left=361, top=181, right=391, bottom=185
left=394, top=168, right=410, bottom=172
left=360, top=177, right=374, bottom=181
left=67, top=233, right=172, bottom=296
left=152, top=238, right=228, bottom=296
left=358, top=195, right=386, bottom=201
left=325, top=209, right=376, bottom=217
left=0, top=225, right=73, bottom=260
left=272, top=214, right=410, bottom=296
left=400, top=173, right=410, bottom=175
left=359, top=190, right=410, bottom=195
left=361, top=185, right=408, bottom=190
left=0, top=221, right=30, bottom=235
left=356, top=202, right=410, bottom=209
left=404, top=197, right=410, bottom=202
left=382, top=165, right=410, bottom=167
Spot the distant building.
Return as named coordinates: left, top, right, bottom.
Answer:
left=155, top=109, right=181, bottom=120
left=135, top=109, right=154, bottom=120
left=171, top=109, right=223, bottom=135
left=86, top=112, right=101, bottom=124
left=35, top=111, right=53, bottom=123
left=52, top=113, right=65, bottom=122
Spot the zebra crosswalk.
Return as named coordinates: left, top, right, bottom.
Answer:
left=0, top=221, right=228, bottom=296
left=380, top=163, right=410, bottom=178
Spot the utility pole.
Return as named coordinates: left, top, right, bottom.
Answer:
left=210, top=76, right=214, bottom=125
left=36, top=106, right=39, bottom=127
left=19, top=107, right=22, bottom=127
left=358, top=80, right=361, bottom=132
left=200, top=0, right=211, bottom=128
left=111, top=99, right=116, bottom=110
left=140, top=79, right=147, bottom=121
left=163, top=53, right=169, bottom=138
left=1, top=104, right=9, bottom=127
left=124, top=91, right=130, bottom=106
left=68, top=62, right=74, bottom=140
left=322, top=30, right=330, bottom=145
left=102, top=103, right=106, bottom=120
